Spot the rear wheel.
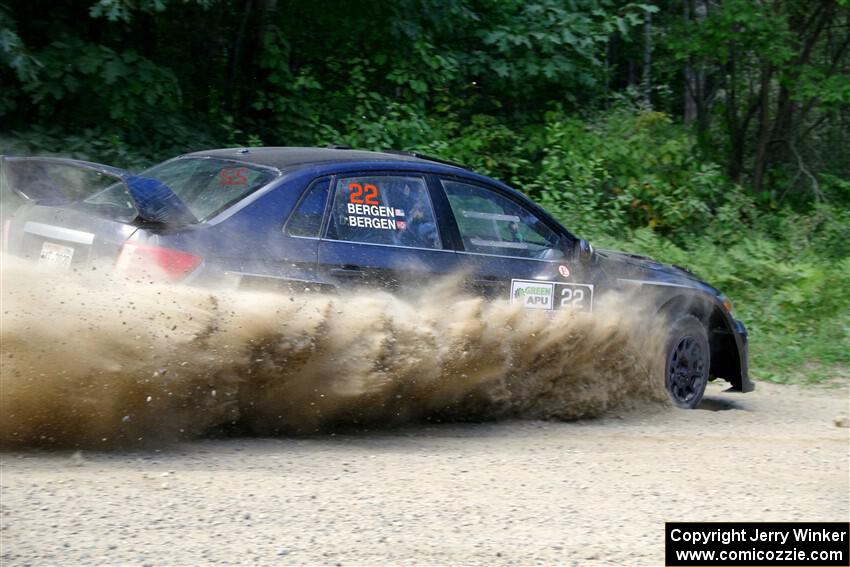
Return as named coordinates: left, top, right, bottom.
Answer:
left=664, top=315, right=709, bottom=409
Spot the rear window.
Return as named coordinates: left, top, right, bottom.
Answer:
left=83, top=158, right=277, bottom=222
left=5, top=159, right=137, bottom=222
left=137, top=158, right=277, bottom=220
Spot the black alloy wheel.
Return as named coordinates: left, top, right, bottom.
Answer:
left=664, top=315, right=710, bottom=409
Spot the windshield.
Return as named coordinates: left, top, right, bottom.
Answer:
left=83, top=157, right=277, bottom=222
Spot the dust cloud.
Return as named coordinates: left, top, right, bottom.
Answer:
left=0, top=255, right=669, bottom=448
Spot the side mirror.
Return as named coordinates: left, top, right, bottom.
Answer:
left=572, top=238, right=593, bottom=263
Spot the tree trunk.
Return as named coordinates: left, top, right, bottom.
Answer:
left=642, top=10, right=653, bottom=108
left=724, top=38, right=743, bottom=183
left=233, top=0, right=279, bottom=119
left=751, top=62, right=774, bottom=193
left=684, top=0, right=710, bottom=134
left=683, top=0, right=696, bottom=123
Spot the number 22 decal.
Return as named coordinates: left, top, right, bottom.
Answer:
left=560, top=288, right=584, bottom=307
left=557, top=284, right=593, bottom=312
left=219, top=167, right=248, bottom=186
left=349, top=182, right=379, bottom=205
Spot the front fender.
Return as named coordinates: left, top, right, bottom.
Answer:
left=657, top=292, right=753, bottom=392
left=619, top=280, right=753, bottom=393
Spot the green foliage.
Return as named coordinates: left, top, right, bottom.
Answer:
left=529, top=108, right=724, bottom=239
left=672, top=0, right=794, bottom=64
left=20, top=37, right=181, bottom=124
left=0, top=115, right=224, bottom=170
left=0, top=3, right=38, bottom=115
left=88, top=0, right=214, bottom=22
left=665, top=0, right=850, bottom=198
left=474, top=0, right=654, bottom=104
left=417, top=113, right=538, bottom=185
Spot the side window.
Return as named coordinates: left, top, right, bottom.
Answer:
left=326, top=175, right=441, bottom=249
left=442, top=180, right=563, bottom=260
left=286, top=177, right=331, bottom=237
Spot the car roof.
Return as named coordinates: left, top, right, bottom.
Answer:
left=183, top=147, right=460, bottom=172
left=181, top=146, right=577, bottom=240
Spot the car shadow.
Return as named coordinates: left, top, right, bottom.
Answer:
left=697, top=396, right=740, bottom=411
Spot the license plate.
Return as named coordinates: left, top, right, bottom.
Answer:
left=38, top=241, right=75, bottom=268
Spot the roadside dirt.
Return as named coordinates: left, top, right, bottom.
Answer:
left=1, top=381, right=848, bottom=566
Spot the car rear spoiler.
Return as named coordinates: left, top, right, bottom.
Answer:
left=1, top=156, right=197, bottom=225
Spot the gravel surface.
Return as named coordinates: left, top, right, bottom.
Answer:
left=1, top=381, right=848, bottom=566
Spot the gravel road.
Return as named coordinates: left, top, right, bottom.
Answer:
left=1, top=381, right=848, bottom=566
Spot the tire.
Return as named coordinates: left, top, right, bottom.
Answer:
left=663, top=315, right=710, bottom=409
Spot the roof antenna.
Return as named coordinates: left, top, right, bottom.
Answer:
left=237, top=148, right=250, bottom=154
left=327, top=144, right=352, bottom=150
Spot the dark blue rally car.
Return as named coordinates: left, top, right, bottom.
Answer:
left=0, top=148, right=753, bottom=408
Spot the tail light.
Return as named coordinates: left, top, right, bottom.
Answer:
left=116, top=243, right=202, bottom=282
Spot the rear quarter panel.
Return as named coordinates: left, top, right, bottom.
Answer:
left=145, top=171, right=322, bottom=288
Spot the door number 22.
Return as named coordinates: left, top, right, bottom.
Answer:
left=349, top=182, right=380, bottom=205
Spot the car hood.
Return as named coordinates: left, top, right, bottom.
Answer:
left=594, top=248, right=706, bottom=285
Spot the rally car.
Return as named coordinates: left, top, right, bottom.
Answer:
left=0, top=148, right=754, bottom=408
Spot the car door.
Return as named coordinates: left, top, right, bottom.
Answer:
left=317, top=172, right=460, bottom=293
left=436, top=177, right=598, bottom=313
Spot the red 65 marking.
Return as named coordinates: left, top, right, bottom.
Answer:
left=348, top=182, right=379, bottom=205
left=219, top=167, right=248, bottom=186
